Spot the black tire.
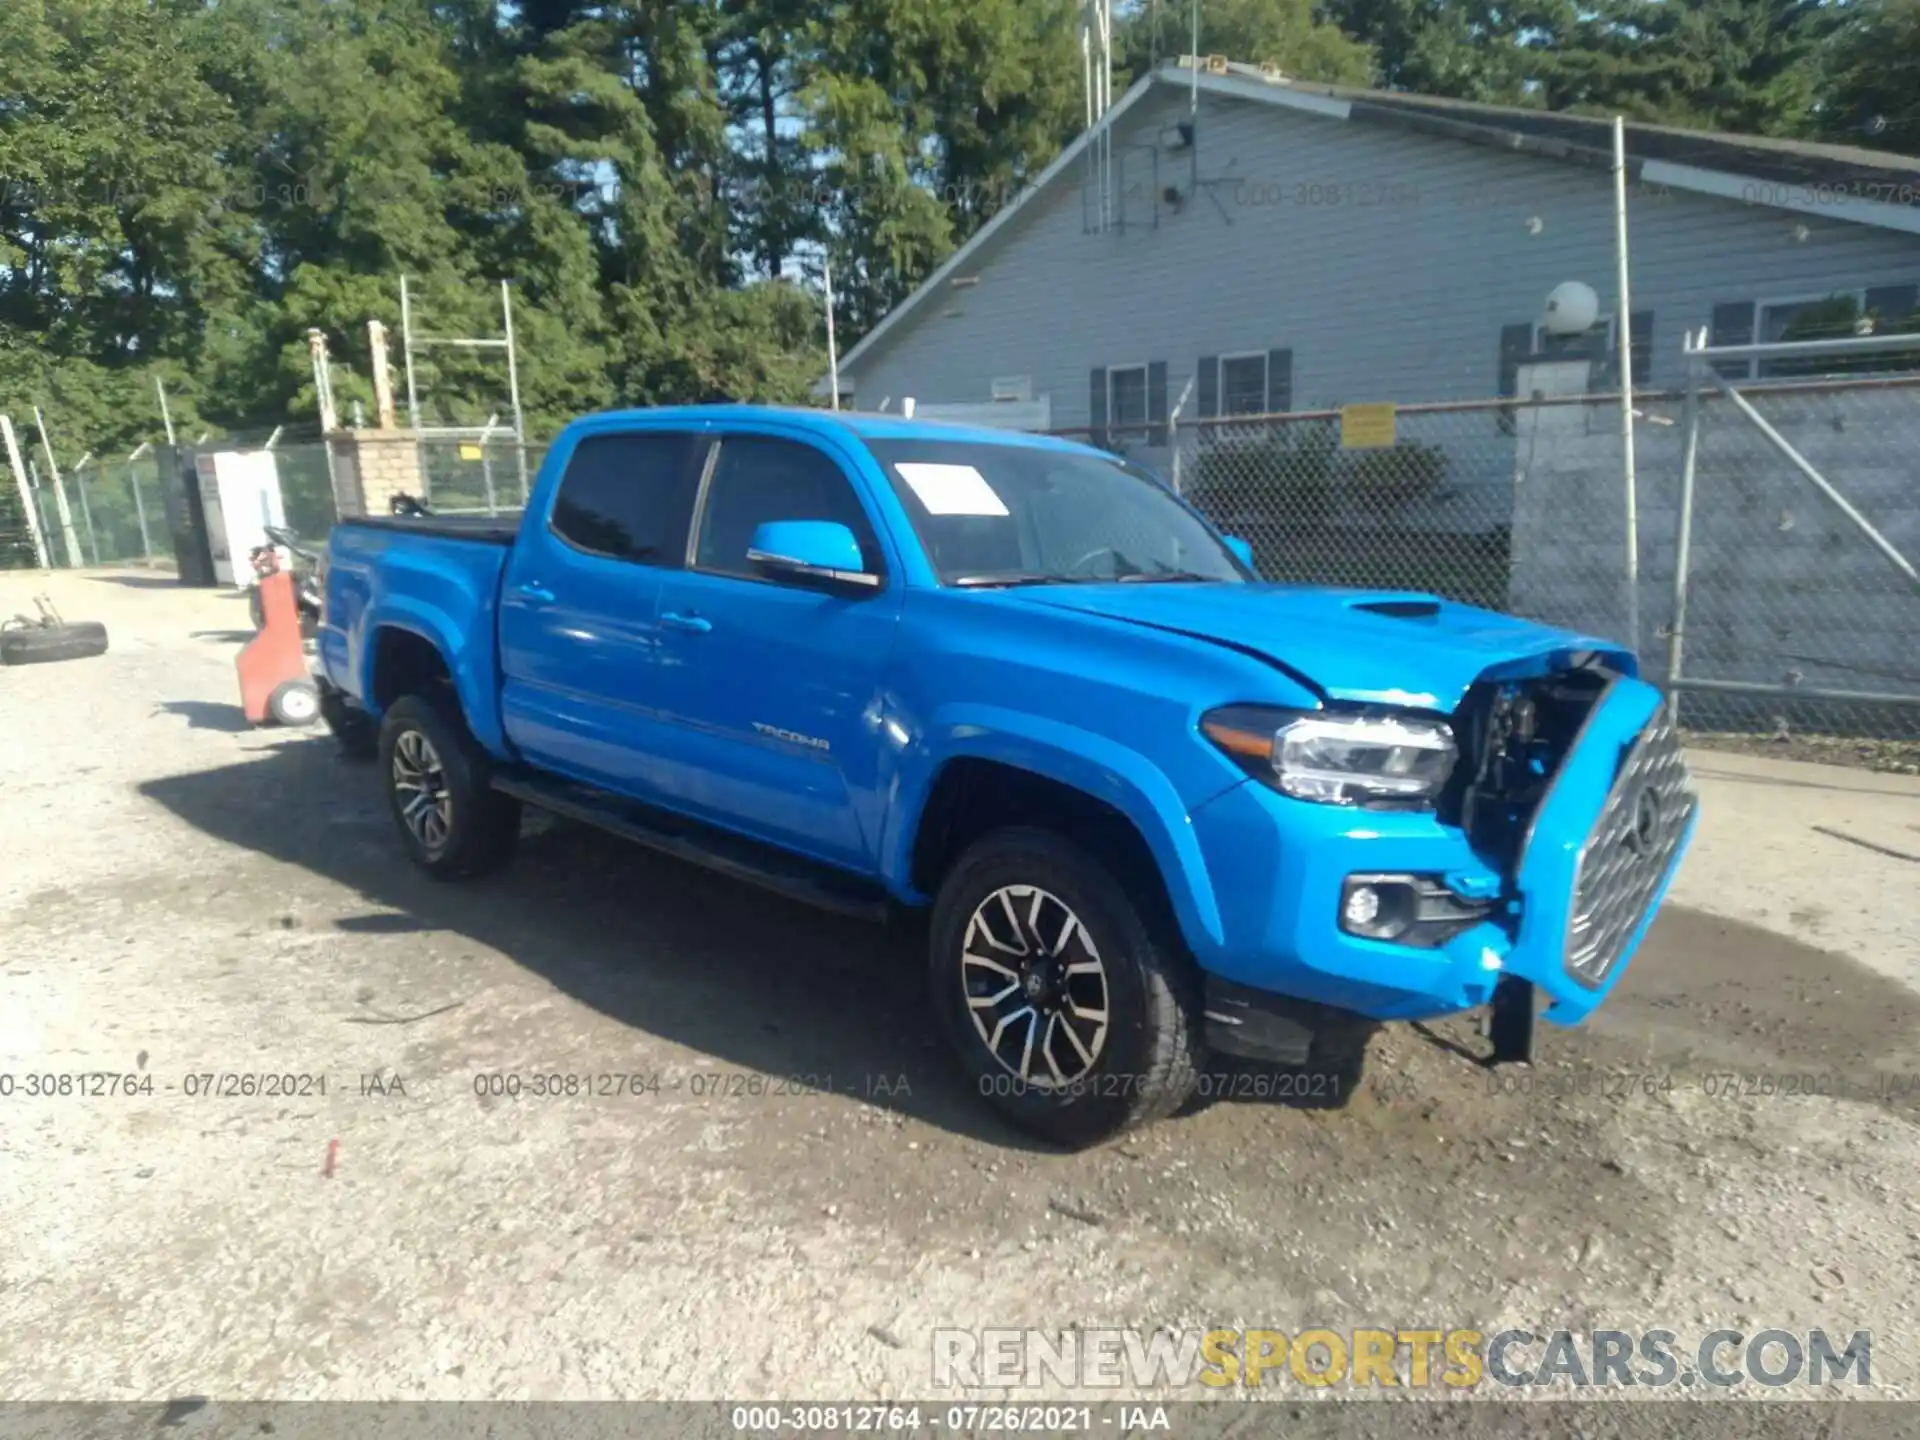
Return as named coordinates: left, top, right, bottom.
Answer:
left=0, top=621, right=109, bottom=666
left=377, top=693, right=520, bottom=880
left=247, top=587, right=266, bottom=630
left=267, top=679, right=321, bottom=727
left=319, top=684, right=379, bottom=760
left=929, top=826, right=1202, bottom=1148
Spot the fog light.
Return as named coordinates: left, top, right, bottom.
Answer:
left=1339, top=873, right=1500, bottom=947
left=1344, top=885, right=1382, bottom=929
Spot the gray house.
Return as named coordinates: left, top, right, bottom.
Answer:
left=827, top=59, right=1920, bottom=481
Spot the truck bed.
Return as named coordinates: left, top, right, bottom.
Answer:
left=332, top=512, right=522, bottom=544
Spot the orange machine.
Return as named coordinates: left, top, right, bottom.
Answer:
left=237, top=570, right=320, bottom=726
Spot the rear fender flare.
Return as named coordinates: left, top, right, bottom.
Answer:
left=360, top=601, right=508, bottom=757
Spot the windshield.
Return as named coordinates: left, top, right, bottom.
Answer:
left=864, top=438, right=1249, bottom=587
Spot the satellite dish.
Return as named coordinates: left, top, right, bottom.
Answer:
left=1542, top=281, right=1601, bottom=336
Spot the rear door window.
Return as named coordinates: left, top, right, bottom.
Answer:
left=549, top=431, right=706, bottom=565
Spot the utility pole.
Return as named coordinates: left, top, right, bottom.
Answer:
left=823, top=259, right=841, bottom=411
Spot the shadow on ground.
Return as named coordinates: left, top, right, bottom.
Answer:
left=141, top=739, right=1063, bottom=1149
left=85, top=574, right=190, bottom=590
left=151, top=700, right=253, bottom=733
left=139, top=740, right=1920, bottom=1152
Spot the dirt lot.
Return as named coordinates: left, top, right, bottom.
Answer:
left=2, top=569, right=1918, bottom=1415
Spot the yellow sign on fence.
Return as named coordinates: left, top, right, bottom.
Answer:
left=1340, top=403, right=1397, bottom=449
left=458, top=443, right=484, bottom=461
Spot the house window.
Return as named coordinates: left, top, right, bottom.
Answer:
left=1711, top=286, right=1920, bottom=379
left=1220, top=354, right=1268, bottom=416
left=1090, top=362, right=1168, bottom=449
left=1196, top=350, right=1293, bottom=425
left=1109, top=365, right=1149, bottom=430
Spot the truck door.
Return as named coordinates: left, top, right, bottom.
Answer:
left=497, top=428, right=708, bottom=793
left=648, top=432, right=903, bottom=872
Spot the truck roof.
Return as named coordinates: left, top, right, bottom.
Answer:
left=567, top=404, right=1105, bottom=455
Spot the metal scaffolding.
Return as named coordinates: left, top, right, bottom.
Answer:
left=398, top=276, right=531, bottom=499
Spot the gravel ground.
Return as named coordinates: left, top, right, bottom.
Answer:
left=2, top=570, right=1918, bottom=1416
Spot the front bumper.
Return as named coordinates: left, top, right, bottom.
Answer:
left=1184, top=675, right=1696, bottom=1031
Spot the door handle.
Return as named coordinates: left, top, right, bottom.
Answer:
left=517, top=582, right=555, bottom=603
left=661, top=610, right=712, bottom=634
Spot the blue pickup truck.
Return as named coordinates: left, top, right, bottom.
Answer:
left=316, top=405, right=1696, bottom=1145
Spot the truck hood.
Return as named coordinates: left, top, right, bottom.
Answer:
left=1008, top=583, right=1634, bottom=710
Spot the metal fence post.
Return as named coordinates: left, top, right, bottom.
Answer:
left=71, top=460, right=101, bottom=566
left=1666, top=327, right=1704, bottom=700
left=1, top=414, right=52, bottom=569
left=32, top=408, right=84, bottom=567
left=1611, top=115, right=1642, bottom=657
left=127, top=443, right=155, bottom=563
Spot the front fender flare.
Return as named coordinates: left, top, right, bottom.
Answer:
left=883, top=704, right=1228, bottom=952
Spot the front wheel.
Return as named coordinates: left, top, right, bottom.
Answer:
left=929, top=827, right=1202, bottom=1147
left=377, top=695, right=520, bottom=880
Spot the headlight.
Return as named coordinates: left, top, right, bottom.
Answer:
left=1201, top=705, right=1458, bottom=808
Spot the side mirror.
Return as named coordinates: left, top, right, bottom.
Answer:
left=746, top=520, right=880, bottom=593
left=1223, top=535, right=1256, bottom=570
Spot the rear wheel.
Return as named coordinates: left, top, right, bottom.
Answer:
left=377, top=694, right=520, bottom=879
left=929, top=827, right=1202, bottom=1147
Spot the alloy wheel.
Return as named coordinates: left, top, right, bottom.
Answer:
left=960, top=885, right=1111, bottom=1086
left=391, top=728, right=453, bottom=854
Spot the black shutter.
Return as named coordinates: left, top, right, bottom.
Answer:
left=1266, top=348, right=1293, bottom=414
left=1196, top=356, right=1219, bottom=419
left=1628, top=309, right=1653, bottom=386
left=1865, top=284, right=1919, bottom=326
left=1089, top=367, right=1108, bottom=450
left=1498, top=322, right=1532, bottom=435
left=1147, top=361, right=1168, bottom=446
left=1709, top=301, right=1754, bottom=379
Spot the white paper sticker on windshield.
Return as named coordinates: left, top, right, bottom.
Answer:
left=894, top=462, right=1009, bottom=517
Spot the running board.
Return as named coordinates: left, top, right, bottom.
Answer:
left=490, top=772, right=893, bottom=923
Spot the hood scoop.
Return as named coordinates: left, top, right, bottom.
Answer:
left=1352, top=597, right=1442, bottom=620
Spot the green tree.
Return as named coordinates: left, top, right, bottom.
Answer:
left=1119, top=0, right=1375, bottom=87
left=1820, top=0, right=1920, bottom=155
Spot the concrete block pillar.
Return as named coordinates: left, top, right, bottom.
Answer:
left=325, top=429, right=425, bottom=517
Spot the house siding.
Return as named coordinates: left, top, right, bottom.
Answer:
left=841, top=84, right=1920, bottom=433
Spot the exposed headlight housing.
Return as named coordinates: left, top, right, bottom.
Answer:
left=1201, top=705, right=1458, bottom=808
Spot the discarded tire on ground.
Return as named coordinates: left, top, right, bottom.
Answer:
left=0, top=621, right=110, bottom=667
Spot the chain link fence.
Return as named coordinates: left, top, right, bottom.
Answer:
left=416, top=436, right=546, bottom=514
left=1071, top=362, right=1918, bottom=747
left=1664, top=371, right=1920, bottom=744
left=4, top=453, right=170, bottom=570
left=1166, top=405, right=1524, bottom=613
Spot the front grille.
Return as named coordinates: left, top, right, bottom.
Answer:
left=1565, top=702, right=1696, bottom=987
